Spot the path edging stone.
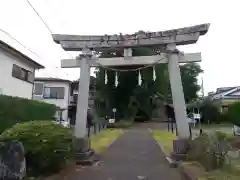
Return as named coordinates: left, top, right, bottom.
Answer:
left=158, top=144, right=199, bottom=179
left=179, top=163, right=201, bottom=180
left=149, top=128, right=180, bottom=168
left=154, top=139, right=180, bottom=168
left=156, top=141, right=199, bottom=179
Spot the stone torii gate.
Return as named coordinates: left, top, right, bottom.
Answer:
left=52, top=23, right=210, bottom=162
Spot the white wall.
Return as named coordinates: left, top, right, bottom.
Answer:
left=34, top=81, right=70, bottom=121
left=0, top=49, right=34, bottom=99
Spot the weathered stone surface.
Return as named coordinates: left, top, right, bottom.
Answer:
left=173, top=138, right=190, bottom=154
left=53, top=24, right=209, bottom=42
left=171, top=138, right=191, bottom=161
left=0, top=141, right=26, bottom=180
left=61, top=52, right=202, bottom=68
left=52, top=23, right=210, bottom=50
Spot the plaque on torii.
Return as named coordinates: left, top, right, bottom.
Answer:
left=52, top=23, right=210, bottom=163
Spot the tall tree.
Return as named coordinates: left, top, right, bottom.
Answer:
left=95, top=48, right=168, bottom=118
left=93, top=49, right=203, bottom=118
left=180, top=63, right=203, bottom=103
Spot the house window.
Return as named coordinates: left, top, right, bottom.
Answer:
left=12, top=64, right=34, bottom=83
left=34, top=83, right=44, bottom=95
left=43, top=87, right=65, bottom=99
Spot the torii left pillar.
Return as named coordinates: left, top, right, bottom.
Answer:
left=74, top=48, right=93, bottom=164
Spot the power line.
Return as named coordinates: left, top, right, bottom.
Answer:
left=25, top=0, right=52, bottom=34
left=0, top=28, right=69, bottom=77
left=25, top=0, right=74, bottom=59
left=23, top=0, right=72, bottom=77
left=0, top=28, right=47, bottom=63
left=0, top=28, right=44, bottom=61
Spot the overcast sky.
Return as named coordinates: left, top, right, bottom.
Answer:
left=0, top=0, right=239, bottom=94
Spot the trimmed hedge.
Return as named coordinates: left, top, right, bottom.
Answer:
left=0, top=121, right=72, bottom=176
left=0, top=95, right=56, bottom=133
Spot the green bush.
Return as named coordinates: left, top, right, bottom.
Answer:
left=187, top=133, right=216, bottom=171
left=187, top=131, right=231, bottom=171
left=219, top=111, right=230, bottom=123
left=200, top=100, right=221, bottom=124
left=226, top=102, right=240, bottom=126
left=0, top=121, right=72, bottom=176
left=0, top=95, right=56, bottom=133
left=229, top=136, right=240, bottom=149
left=126, top=103, right=138, bottom=119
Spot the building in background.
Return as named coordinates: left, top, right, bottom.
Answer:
left=33, top=77, right=98, bottom=124
left=0, top=40, right=44, bottom=99
left=33, top=77, right=72, bottom=122
left=68, top=76, right=98, bottom=125
left=208, top=86, right=240, bottom=112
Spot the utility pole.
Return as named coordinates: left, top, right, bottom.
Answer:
left=199, top=77, right=204, bottom=134
left=201, top=77, right=205, bottom=99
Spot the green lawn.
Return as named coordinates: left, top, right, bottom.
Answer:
left=90, top=128, right=123, bottom=153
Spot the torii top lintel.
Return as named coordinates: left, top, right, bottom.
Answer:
left=52, top=23, right=210, bottom=51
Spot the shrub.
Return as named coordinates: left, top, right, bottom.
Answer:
left=0, top=121, right=72, bottom=176
left=226, top=102, right=240, bottom=126
left=126, top=103, right=138, bottom=119
left=200, top=100, right=221, bottom=124
left=187, top=133, right=216, bottom=171
left=229, top=136, right=240, bottom=149
left=219, top=111, right=230, bottom=123
left=187, top=131, right=231, bottom=171
left=0, top=95, right=56, bottom=133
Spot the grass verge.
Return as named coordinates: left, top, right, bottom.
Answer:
left=192, top=123, right=232, bottom=130
left=149, top=129, right=175, bottom=156
left=150, top=129, right=240, bottom=180
left=90, top=128, right=123, bottom=153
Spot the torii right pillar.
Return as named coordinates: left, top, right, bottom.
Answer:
left=167, top=44, right=191, bottom=160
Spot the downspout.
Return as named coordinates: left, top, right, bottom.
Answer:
left=31, top=69, right=35, bottom=99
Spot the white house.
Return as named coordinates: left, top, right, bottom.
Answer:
left=0, top=40, right=44, bottom=99
left=33, top=78, right=72, bottom=122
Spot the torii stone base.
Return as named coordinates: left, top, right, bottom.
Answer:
left=73, top=138, right=96, bottom=165
left=171, top=138, right=191, bottom=161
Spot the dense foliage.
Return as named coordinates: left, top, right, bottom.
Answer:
left=94, top=48, right=203, bottom=119
left=200, top=98, right=221, bottom=124
left=0, top=121, right=72, bottom=176
left=0, top=95, right=56, bottom=133
left=226, top=102, right=240, bottom=126
left=196, top=100, right=240, bottom=124
left=180, top=63, right=203, bottom=103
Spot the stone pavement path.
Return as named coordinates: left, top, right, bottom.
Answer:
left=72, top=127, right=181, bottom=180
